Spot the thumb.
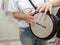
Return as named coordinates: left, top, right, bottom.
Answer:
left=28, top=9, right=33, bottom=15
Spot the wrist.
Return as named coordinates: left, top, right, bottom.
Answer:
left=48, top=2, right=53, bottom=7
left=21, top=14, right=26, bottom=20
left=22, top=14, right=28, bottom=21
left=49, top=1, right=58, bottom=7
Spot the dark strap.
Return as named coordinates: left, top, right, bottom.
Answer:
left=28, top=0, right=50, bottom=15
left=29, top=0, right=47, bottom=9
left=28, top=0, right=48, bottom=15
left=29, top=0, right=36, bottom=9
left=29, top=0, right=39, bottom=16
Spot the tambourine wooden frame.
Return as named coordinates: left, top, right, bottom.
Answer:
left=30, top=13, right=59, bottom=40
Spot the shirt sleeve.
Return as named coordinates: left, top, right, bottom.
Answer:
left=7, top=0, right=19, bottom=12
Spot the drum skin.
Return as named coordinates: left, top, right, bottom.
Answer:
left=30, top=12, right=59, bottom=40
left=28, top=0, right=59, bottom=40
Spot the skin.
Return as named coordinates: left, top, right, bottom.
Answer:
left=13, top=0, right=60, bottom=24
left=13, top=10, right=34, bottom=24
left=36, top=0, right=60, bottom=14
left=12, top=0, right=60, bottom=45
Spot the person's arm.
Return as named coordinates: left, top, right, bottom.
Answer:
left=50, top=0, right=60, bottom=7
left=13, top=12, right=34, bottom=24
left=7, top=0, right=34, bottom=24
left=36, top=0, right=60, bottom=14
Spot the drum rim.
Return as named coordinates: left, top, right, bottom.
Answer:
left=30, top=14, right=58, bottom=40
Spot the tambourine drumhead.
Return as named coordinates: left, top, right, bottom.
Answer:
left=31, top=13, right=54, bottom=40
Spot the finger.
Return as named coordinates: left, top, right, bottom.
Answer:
left=27, top=9, right=32, bottom=14
left=39, top=5, right=46, bottom=13
left=29, top=9, right=32, bottom=13
left=44, top=6, right=49, bottom=14
left=29, top=16, right=34, bottom=19
left=49, top=5, right=52, bottom=14
left=28, top=12, right=33, bottom=15
left=28, top=19, right=34, bottom=24
left=36, top=5, right=42, bottom=12
left=28, top=10, right=33, bottom=15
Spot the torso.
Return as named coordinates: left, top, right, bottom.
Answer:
left=16, top=0, right=44, bottom=27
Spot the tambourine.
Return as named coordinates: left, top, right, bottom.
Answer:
left=30, top=11, right=59, bottom=40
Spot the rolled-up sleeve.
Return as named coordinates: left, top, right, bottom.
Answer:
left=7, top=0, right=19, bottom=12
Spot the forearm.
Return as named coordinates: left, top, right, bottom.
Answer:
left=50, top=0, right=60, bottom=7
left=12, top=12, right=34, bottom=24
left=12, top=12, right=25, bottom=20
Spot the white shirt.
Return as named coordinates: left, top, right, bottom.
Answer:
left=7, top=0, right=44, bottom=27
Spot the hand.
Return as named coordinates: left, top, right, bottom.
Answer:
left=36, top=3, right=53, bottom=14
left=23, top=10, right=34, bottom=24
